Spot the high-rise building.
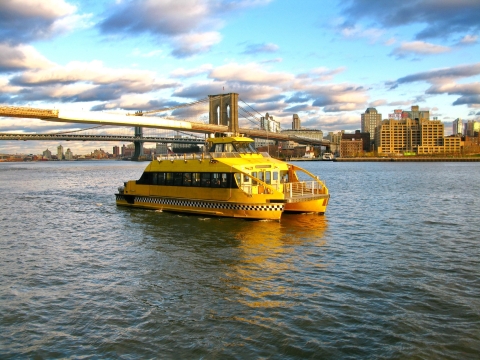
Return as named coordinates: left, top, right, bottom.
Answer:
left=361, top=108, right=382, bottom=140
left=404, top=105, right=429, bottom=120
left=292, top=114, right=301, bottom=130
left=375, top=105, right=454, bottom=155
left=57, top=144, right=64, bottom=160
left=113, top=146, right=120, bottom=157
left=453, top=118, right=463, bottom=135
left=260, top=112, right=280, bottom=132
left=43, top=149, right=52, bottom=159
left=65, top=148, right=74, bottom=160
left=465, top=120, right=480, bottom=137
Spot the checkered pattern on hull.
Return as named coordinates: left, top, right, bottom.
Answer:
left=116, top=194, right=284, bottom=211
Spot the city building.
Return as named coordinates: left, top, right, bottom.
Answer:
left=65, top=148, right=74, bottom=160
left=324, top=131, right=344, bottom=156
left=465, top=120, right=480, bottom=137
left=260, top=113, right=280, bottom=133
left=404, top=105, right=429, bottom=120
left=340, top=138, right=363, bottom=157
left=375, top=105, right=459, bottom=155
left=361, top=108, right=382, bottom=141
left=156, top=143, right=169, bottom=155
left=341, top=130, right=371, bottom=152
left=57, top=145, right=64, bottom=160
left=43, top=149, right=52, bottom=159
left=113, top=146, right=120, bottom=157
left=292, top=114, right=301, bottom=130
left=453, top=118, right=463, bottom=135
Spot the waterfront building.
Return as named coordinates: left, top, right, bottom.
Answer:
left=361, top=108, right=382, bottom=141
left=340, top=138, right=363, bottom=157
left=341, top=130, right=371, bottom=152
left=65, top=148, right=74, bottom=160
left=43, top=148, right=52, bottom=159
left=375, top=105, right=458, bottom=155
left=443, top=136, right=462, bottom=155
left=113, top=146, right=120, bottom=157
left=57, top=145, right=64, bottom=160
left=417, top=119, right=445, bottom=154
left=324, top=131, right=344, bottom=156
left=453, top=118, right=463, bottom=135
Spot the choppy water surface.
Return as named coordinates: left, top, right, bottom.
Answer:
left=1, top=160, right=479, bottom=359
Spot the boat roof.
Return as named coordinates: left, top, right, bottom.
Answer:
left=207, top=136, right=253, bottom=144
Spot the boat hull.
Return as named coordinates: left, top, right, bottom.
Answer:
left=283, top=194, right=329, bottom=214
left=116, top=194, right=284, bottom=220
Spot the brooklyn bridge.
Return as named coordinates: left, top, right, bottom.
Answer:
left=0, top=93, right=330, bottom=159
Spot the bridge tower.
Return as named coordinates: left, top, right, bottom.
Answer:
left=208, top=93, right=239, bottom=135
left=132, top=126, right=143, bottom=161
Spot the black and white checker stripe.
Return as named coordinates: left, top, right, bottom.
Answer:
left=116, top=194, right=283, bottom=211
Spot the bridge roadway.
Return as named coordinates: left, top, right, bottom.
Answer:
left=0, top=105, right=331, bottom=146
left=0, top=131, right=329, bottom=146
left=0, top=133, right=205, bottom=144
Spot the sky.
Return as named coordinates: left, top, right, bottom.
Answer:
left=1, top=0, right=480, bottom=155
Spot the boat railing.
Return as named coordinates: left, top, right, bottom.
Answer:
left=156, top=151, right=269, bottom=161
left=283, top=181, right=325, bottom=198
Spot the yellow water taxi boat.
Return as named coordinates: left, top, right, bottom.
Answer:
left=116, top=135, right=329, bottom=220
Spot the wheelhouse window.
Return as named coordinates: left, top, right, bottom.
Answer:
left=232, top=142, right=257, bottom=154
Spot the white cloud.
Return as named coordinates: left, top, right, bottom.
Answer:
left=209, top=62, right=294, bottom=86
left=0, top=0, right=78, bottom=42
left=390, top=41, right=451, bottom=58
left=458, top=34, right=478, bottom=45
left=171, top=31, right=222, bottom=57
left=0, top=43, right=55, bottom=72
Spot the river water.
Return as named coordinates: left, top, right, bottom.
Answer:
left=0, top=160, right=479, bottom=359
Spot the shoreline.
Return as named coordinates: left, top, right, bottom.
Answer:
left=287, top=157, right=480, bottom=162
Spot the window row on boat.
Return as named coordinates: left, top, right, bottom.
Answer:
left=136, top=170, right=288, bottom=189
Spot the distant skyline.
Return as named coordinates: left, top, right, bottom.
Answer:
left=1, top=0, right=480, bottom=154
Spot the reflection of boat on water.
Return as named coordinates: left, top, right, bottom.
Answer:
left=322, top=153, right=334, bottom=161
left=116, top=136, right=329, bottom=220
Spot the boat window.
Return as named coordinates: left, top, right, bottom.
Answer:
left=201, top=173, right=211, bottom=187
left=235, top=173, right=242, bottom=186
left=165, top=172, right=173, bottom=185
left=211, top=173, right=221, bottom=187
left=243, top=174, right=250, bottom=183
left=273, top=172, right=278, bottom=181
left=224, top=143, right=234, bottom=153
left=251, top=171, right=258, bottom=185
left=192, top=173, right=201, bottom=186
left=258, top=171, right=264, bottom=182
left=220, top=173, right=228, bottom=188
left=136, top=172, right=153, bottom=185
left=173, top=172, right=183, bottom=186
left=265, top=171, right=271, bottom=184
left=151, top=172, right=158, bottom=185
left=233, top=142, right=257, bottom=154
left=183, top=173, right=192, bottom=186
left=157, top=172, right=165, bottom=185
